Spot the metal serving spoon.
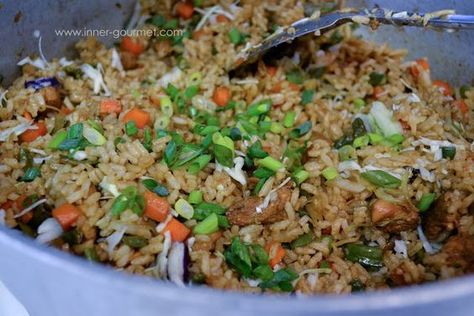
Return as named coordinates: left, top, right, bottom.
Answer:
left=231, top=8, right=474, bottom=70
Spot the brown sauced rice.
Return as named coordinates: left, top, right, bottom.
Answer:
left=0, top=0, right=473, bottom=295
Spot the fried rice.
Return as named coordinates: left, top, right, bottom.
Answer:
left=0, top=0, right=473, bottom=295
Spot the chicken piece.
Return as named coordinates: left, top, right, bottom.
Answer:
left=120, top=51, right=138, bottom=70
left=370, top=199, right=419, bottom=233
left=226, top=185, right=291, bottom=226
left=422, top=192, right=461, bottom=241
left=41, top=86, right=62, bottom=108
left=389, top=260, right=425, bottom=286
left=440, top=235, right=474, bottom=273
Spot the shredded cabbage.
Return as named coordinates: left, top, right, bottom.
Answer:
left=80, top=63, right=111, bottom=96
left=0, top=121, right=37, bottom=142
left=215, top=156, right=247, bottom=185
left=36, top=218, right=63, bottom=244
left=369, top=101, right=402, bottom=137
left=105, top=225, right=127, bottom=255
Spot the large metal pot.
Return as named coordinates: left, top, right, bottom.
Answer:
left=0, top=1, right=473, bottom=315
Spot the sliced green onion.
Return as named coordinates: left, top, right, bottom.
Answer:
left=386, top=133, right=405, bottom=145
left=188, top=190, right=203, bottom=205
left=165, top=83, right=180, bottom=100
left=160, top=96, right=173, bottom=116
left=228, top=27, right=242, bottom=45
left=286, top=68, right=304, bottom=85
left=84, top=247, right=99, bottom=262
left=270, top=122, right=284, bottom=134
left=229, top=127, right=242, bottom=141
left=154, top=116, right=170, bottom=130
left=187, top=154, right=212, bottom=174
left=184, top=85, right=199, bottom=100
left=368, top=133, right=384, bottom=145
left=246, top=99, right=272, bottom=117
left=21, top=167, right=41, bottom=182
left=460, top=85, right=470, bottom=99
left=110, top=194, right=129, bottom=216
left=67, top=123, right=83, bottom=139
left=164, top=140, right=177, bottom=166
left=320, top=260, right=330, bottom=269
left=153, top=184, right=169, bottom=197
left=123, top=236, right=148, bottom=249
left=321, top=167, right=338, bottom=181
left=289, top=121, right=312, bottom=138
left=212, top=132, right=234, bottom=167
left=354, top=98, right=366, bottom=110
left=290, top=232, right=314, bottom=249
left=293, top=169, right=309, bottom=185
left=125, top=121, right=138, bottom=137
left=353, top=135, right=369, bottom=148
left=175, top=198, right=194, bottom=219
left=83, top=124, right=106, bottom=145
left=253, top=167, right=275, bottom=179
left=369, top=72, right=386, bottom=86
left=188, top=72, right=202, bottom=86
left=87, top=120, right=104, bottom=133
left=344, top=243, right=383, bottom=269
left=301, top=90, right=315, bottom=105
left=248, top=141, right=268, bottom=159
left=212, top=132, right=234, bottom=151
left=361, top=170, right=401, bottom=188
left=418, top=193, right=436, bottom=212
left=257, top=156, right=284, bottom=172
left=338, top=145, right=355, bottom=161
left=441, top=146, right=456, bottom=160
left=48, top=130, right=67, bottom=149
left=141, top=178, right=158, bottom=191
left=283, top=111, right=296, bottom=128
left=193, top=213, right=219, bottom=234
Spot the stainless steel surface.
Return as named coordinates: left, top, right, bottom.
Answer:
left=233, top=9, right=474, bottom=69
left=0, top=0, right=473, bottom=316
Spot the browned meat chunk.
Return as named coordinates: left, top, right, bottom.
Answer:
left=192, top=231, right=223, bottom=252
left=226, top=186, right=291, bottom=226
left=441, top=235, right=474, bottom=273
left=370, top=199, right=419, bottom=233
left=389, top=261, right=424, bottom=286
left=120, top=51, right=138, bottom=70
left=422, top=192, right=461, bottom=241
left=41, top=86, right=62, bottom=108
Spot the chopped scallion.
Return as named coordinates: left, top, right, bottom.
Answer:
left=188, top=190, right=203, bottom=205
left=256, top=156, right=284, bottom=172
left=321, top=167, right=338, bottom=181
left=193, top=213, right=219, bottom=235
left=418, top=193, right=436, bottom=212
left=283, top=111, right=296, bottom=128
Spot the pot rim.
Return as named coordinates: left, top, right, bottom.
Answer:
left=1, top=226, right=473, bottom=313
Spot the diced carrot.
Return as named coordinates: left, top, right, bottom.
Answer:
left=410, top=58, right=430, bottom=78
left=216, top=14, right=229, bottom=23
left=175, top=1, right=194, bottom=20
left=454, top=99, right=469, bottom=114
left=266, top=66, right=277, bottom=77
left=373, top=86, right=384, bottom=99
left=100, top=98, right=122, bottom=114
left=265, top=242, right=285, bottom=268
left=288, top=82, right=300, bottom=92
left=162, top=218, right=190, bottom=242
left=23, top=112, right=33, bottom=121
left=122, top=107, right=151, bottom=128
left=20, top=121, right=47, bottom=143
left=52, top=203, right=82, bottom=230
left=192, top=30, right=206, bottom=40
left=1, top=200, right=14, bottom=210
left=120, top=36, right=145, bottom=56
left=271, top=82, right=282, bottom=93
left=60, top=107, right=73, bottom=115
left=212, top=86, right=231, bottom=107
left=433, top=80, right=453, bottom=96
left=144, top=191, right=170, bottom=222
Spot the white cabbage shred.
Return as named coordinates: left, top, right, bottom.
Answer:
left=111, top=48, right=124, bottom=72
left=80, top=63, right=111, bottom=96
left=256, top=177, right=291, bottom=213
left=14, top=198, right=48, bottom=219
left=0, top=121, right=37, bottom=142
left=99, top=176, right=120, bottom=197
left=36, top=218, right=63, bottom=244
left=106, top=225, right=127, bottom=255
left=216, top=156, right=247, bottom=185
